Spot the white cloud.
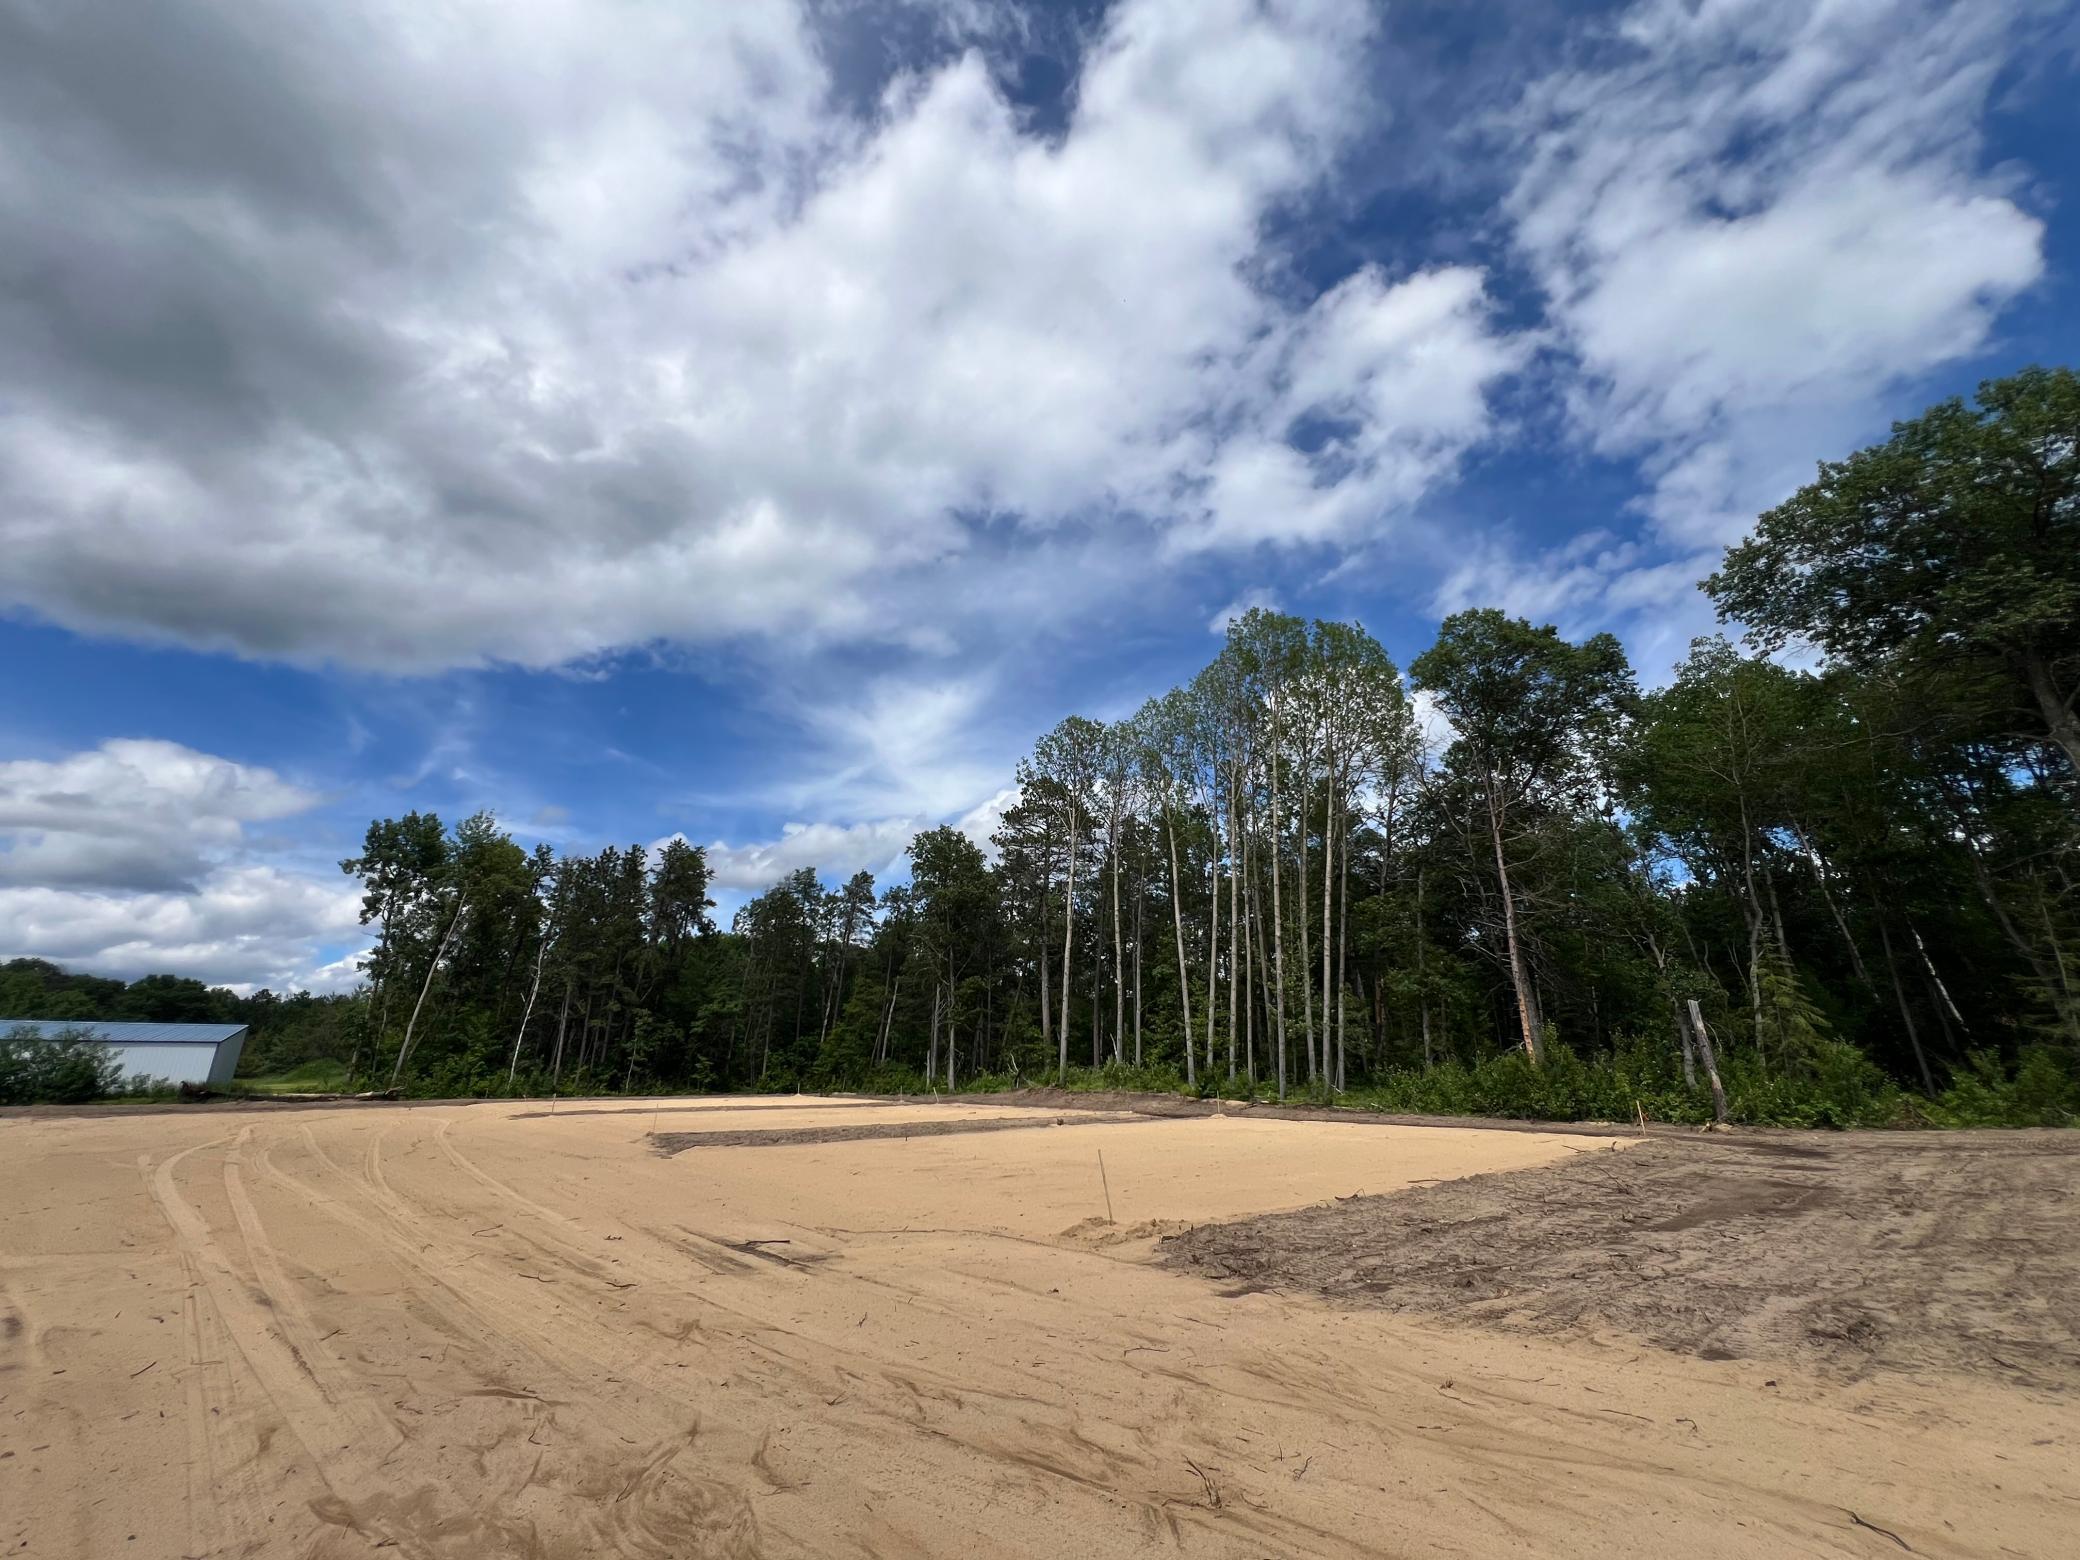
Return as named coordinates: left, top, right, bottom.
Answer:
left=0, top=0, right=1519, bottom=674
left=0, top=740, right=363, bottom=990
left=1208, top=589, right=1280, bottom=634
left=1431, top=530, right=1639, bottom=630
left=1507, top=0, right=2046, bottom=548
left=1429, top=532, right=1725, bottom=684
left=0, top=739, right=317, bottom=890
left=700, top=818, right=920, bottom=892
left=0, top=869, right=365, bottom=994
left=1452, top=0, right=2055, bottom=678
left=1406, top=688, right=1458, bottom=757
left=1177, top=266, right=1527, bottom=554
left=695, top=785, right=1021, bottom=897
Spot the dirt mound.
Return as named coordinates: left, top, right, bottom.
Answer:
left=1162, top=1130, right=2080, bottom=1384
left=1057, top=1215, right=1196, bottom=1247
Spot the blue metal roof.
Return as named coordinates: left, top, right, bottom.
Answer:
left=0, top=1019, right=248, bottom=1046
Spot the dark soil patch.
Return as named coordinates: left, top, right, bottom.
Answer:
left=1160, top=1131, right=2080, bottom=1385
left=649, top=1111, right=1153, bottom=1153
left=512, top=1099, right=915, bottom=1120
left=944, top=1087, right=1649, bottom=1139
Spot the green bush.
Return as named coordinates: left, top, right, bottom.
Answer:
left=1057, top=1061, right=1190, bottom=1095
left=415, top=1036, right=2077, bottom=1130
left=0, top=1026, right=128, bottom=1104
left=1928, top=1049, right=2080, bottom=1127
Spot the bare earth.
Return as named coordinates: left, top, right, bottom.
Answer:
left=1, top=1097, right=2073, bottom=1558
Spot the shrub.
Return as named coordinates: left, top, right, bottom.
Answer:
left=0, top=1026, right=128, bottom=1104
left=1929, top=1049, right=2080, bottom=1128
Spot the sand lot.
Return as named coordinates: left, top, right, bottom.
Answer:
left=2, top=1098, right=2074, bottom=1558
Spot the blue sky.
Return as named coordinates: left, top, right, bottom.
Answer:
left=2, top=0, right=2077, bottom=991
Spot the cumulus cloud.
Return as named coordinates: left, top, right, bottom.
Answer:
left=0, top=869, right=365, bottom=994
left=0, top=0, right=1518, bottom=674
left=701, top=819, right=920, bottom=893
left=0, top=739, right=316, bottom=891
left=696, top=785, right=1021, bottom=897
left=0, top=740, right=362, bottom=990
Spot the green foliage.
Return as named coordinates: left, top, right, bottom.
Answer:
left=1056, top=1061, right=1190, bottom=1095
left=1755, top=950, right=1839, bottom=1076
left=25, top=371, right=2080, bottom=1127
left=0, top=1025, right=129, bottom=1104
left=1926, top=1049, right=2080, bottom=1128
left=1710, top=366, right=2080, bottom=774
left=242, top=1058, right=352, bottom=1094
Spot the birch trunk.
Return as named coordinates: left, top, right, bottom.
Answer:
left=1226, top=756, right=1241, bottom=1082
left=1166, top=801, right=1195, bottom=1085
left=1110, top=804, right=1125, bottom=1068
left=1037, top=873, right=1052, bottom=1060
left=1793, top=822, right=1873, bottom=990
left=1268, top=699, right=1289, bottom=1099
left=1057, top=813, right=1077, bottom=1081
left=506, top=933, right=552, bottom=1090
left=1486, top=771, right=1542, bottom=1065
left=391, top=896, right=465, bottom=1086
left=2022, top=650, right=2080, bottom=780
left=1876, top=913, right=1937, bottom=1096
left=1738, top=795, right=1769, bottom=1068
left=550, top=983, right=571, bottom=1083
left=1911, top=922, right=1969, bottom=1038
left=1334, top=794, right=1349, bottom=1090
left=1416, top=866, right=1431, bottom=1068
left=1296, top=755, right=1315, bottom=1083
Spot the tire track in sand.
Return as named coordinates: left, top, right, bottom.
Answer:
left=143, top=1138, right=413, bottom=1553
left=424, top=1115, right=1279, bottom=1556
left=147, top=1131, right=558, bottom=1558
left=266, top=1121, right=769, bottom=1559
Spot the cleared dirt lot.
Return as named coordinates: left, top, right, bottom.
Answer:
left=1, top=1098, right=2074, bottom=1558
left=1163, top=1128, right=2080, bottom=1386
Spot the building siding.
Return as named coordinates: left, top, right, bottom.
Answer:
left=0, top=1021, right=247, bottom=1088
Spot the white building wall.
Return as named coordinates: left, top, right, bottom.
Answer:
left=102, top=1043, right=221, bottom=1088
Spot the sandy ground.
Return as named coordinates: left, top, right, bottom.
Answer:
left=0, top=1100, right=2072, bottom=1559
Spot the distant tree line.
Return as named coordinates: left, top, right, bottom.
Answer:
left=11, top=370, right=2077, bottom=1123
left=0, top=959, right=360, bottom=1079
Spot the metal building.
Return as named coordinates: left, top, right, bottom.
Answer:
left=0, top=1019, right=249, bottom=1089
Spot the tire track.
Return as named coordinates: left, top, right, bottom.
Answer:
left=145, top=1133, right=557, bottom=1558
left=427, top=1117, right=1327, bottom=1555
left=415, top=1120, right=1087, bottom=1554
left=268, top=1121, right=777, bottom=1558
left=221, top=1127, right=402, bottom=1457
left=143, top=1139, right=418, bottom=1554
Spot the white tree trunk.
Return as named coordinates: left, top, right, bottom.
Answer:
left=392, top=897, right=465, bottom=1087
left=1487, top=774, right=1542, bottom=1066
left=1058, top=817, right=1077, bottom=1080
left=1166, top=801, right=1195, bottom=1085
left=505, top=933, right=551, bottom=1090
left=1269, top=698, right=1289, bottom=1098
left=1227, top=759, right=1240, bottom=1082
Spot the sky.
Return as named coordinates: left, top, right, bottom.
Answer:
left=2, top=0, right=2077, bottom=994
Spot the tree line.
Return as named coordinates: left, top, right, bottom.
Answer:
left=316, top=369, right=2076, bottom=1121
left=11, top=370, right=2074, bottom=1123
left=0, top=959, right=360, bottom=1079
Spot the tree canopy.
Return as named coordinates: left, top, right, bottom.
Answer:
left=14, top=370, right=2076, bottom=1125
